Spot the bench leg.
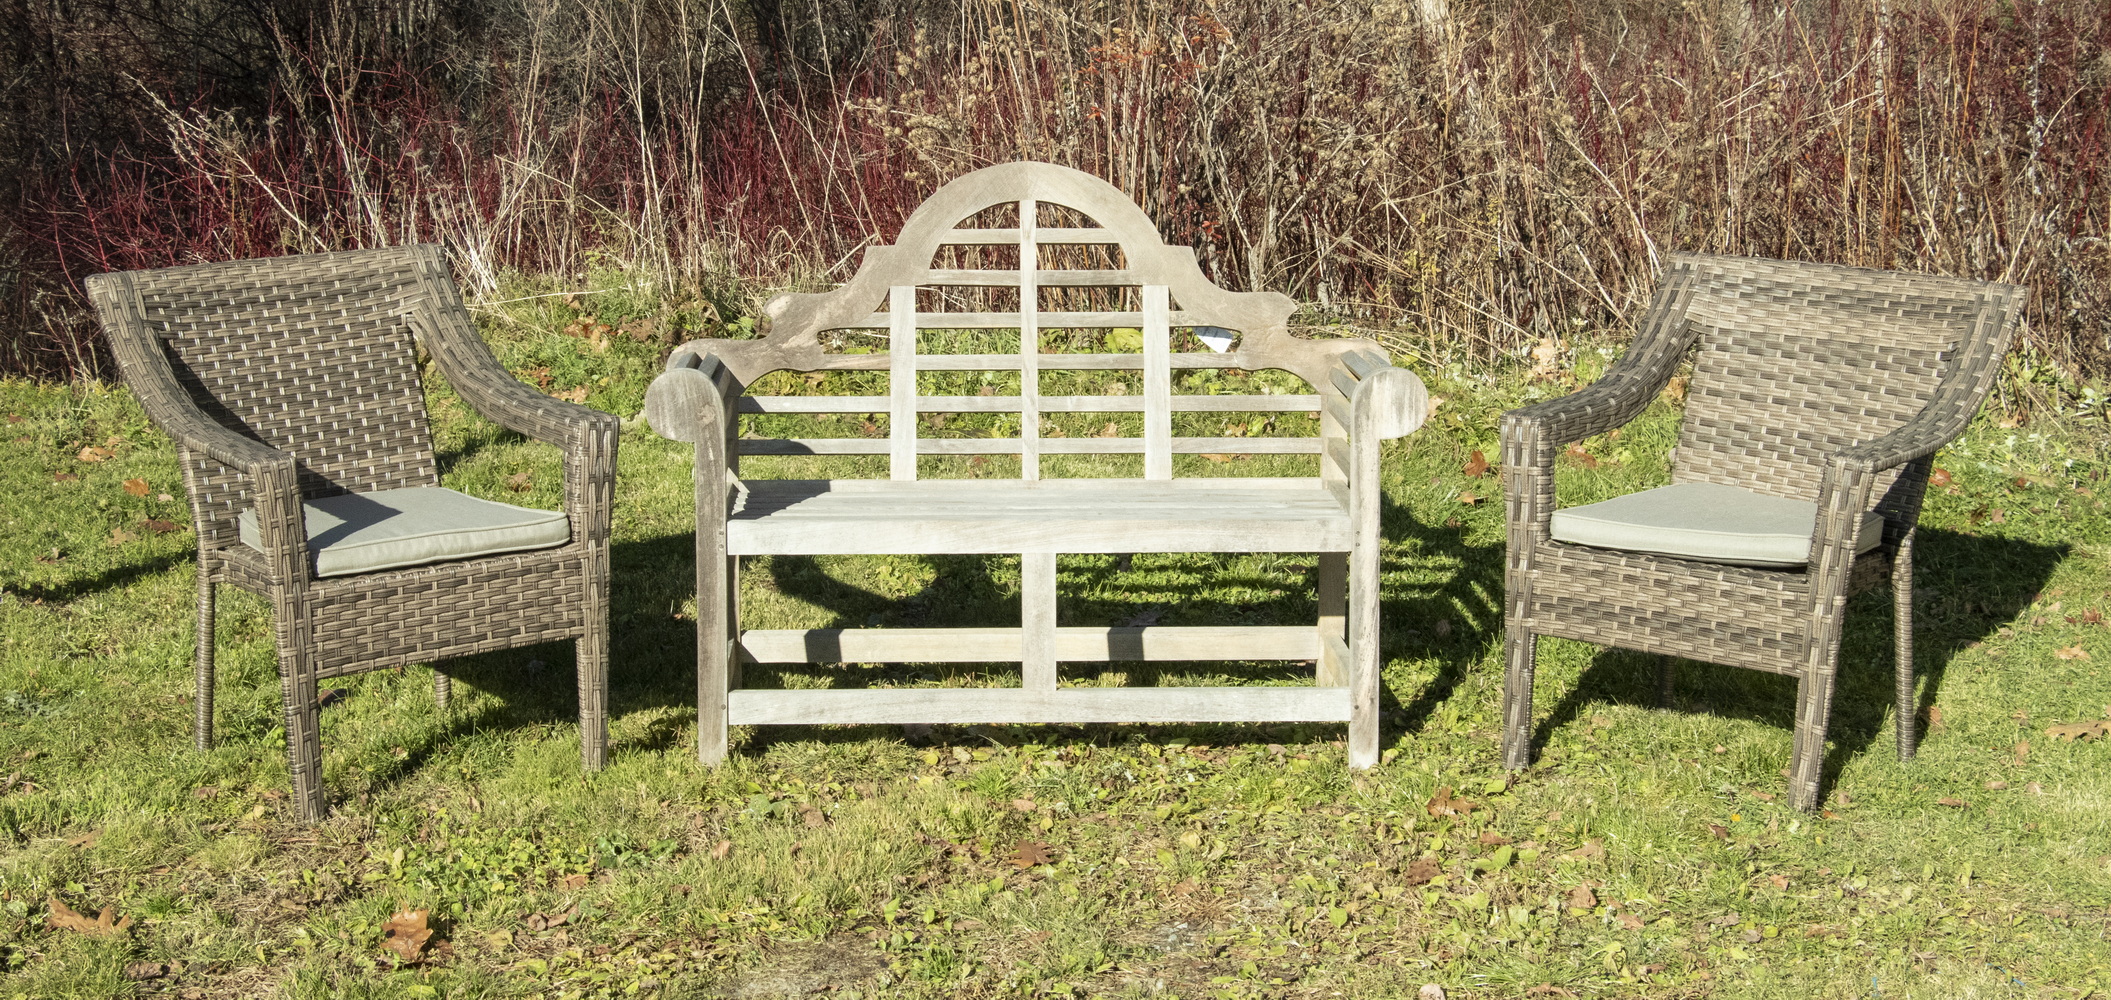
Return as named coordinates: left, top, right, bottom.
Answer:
left=1348, top=545, right=1380, bottom=769
left=1021, top=552, right=1058, bottom=692
left=698, top=509, right=733, bottom=766
left=1315, top=553, right=1348, bottom=687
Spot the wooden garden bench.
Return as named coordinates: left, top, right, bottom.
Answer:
left=645, top=162, right=1427, bottom=767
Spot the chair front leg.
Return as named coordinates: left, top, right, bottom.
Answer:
left=276, top=626, right=326, bottom=823
left=1893, top=527, right=1918, bottom=762
left=194, top=567, right=217, bottom=751
left=577, top=546, right=611, bottom=772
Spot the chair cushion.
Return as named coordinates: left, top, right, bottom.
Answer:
left=239, top=487, right=570, bottom=577
left=1549, top=481, right=1885, bottom=569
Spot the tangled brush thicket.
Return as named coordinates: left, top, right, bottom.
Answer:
left=3, top=0, right=2107, bottom=389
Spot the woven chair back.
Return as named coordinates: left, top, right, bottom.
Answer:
left=1670, top=254, right=2004, bottom=502
left=112, top=247, right=439, bottom=546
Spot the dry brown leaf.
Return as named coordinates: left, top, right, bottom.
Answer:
left=1617, top=913, right=1645, bottom=930
left=1563, top=839, right=1606, bottom=861
left=1096, top=421, right=1120, bottom=438
left=1424, top=785, right=1478, bottom=818
left=76, top=446, right=112, bottom=463
left=379, top=908, right=434, bottom=963
left=121, top=478, right=149, bottom=497
left=1562, top=442, right=1599, bottom=468
left=710, top=839, right=732, bottom=860
left=1985, top=781, right=2010, bottom=791
left=1930, top=467, right=1953, bottom=488
left=1564, top=886, right=1597, bottom=910
left=1477, top=830, right=1510, bottom=846
left=47, top=897, right=131, bottom=936
left=1401, top=857, right=1441, bottom=886
left=2055, top=646, right=2091, bottom=661
left=800, top=806, right=829, bottom=828
left=552, top=386, right=589, bottom=403
left=121, top=962, right=168, bottom=981
left=505, top=472, right=533, bottom=492
left=1011, top=839, right=1053, bottom=868
left=1768, top=874, right=1790, bottom=889
left=52, top=472, right=77, bottom=482
left=1462, top=450, right=1490, bottom=478
left=2047, top=720, right=2110, bottom=742
left=1457, top=492, right=1481, bottom=506
left=107, top=527, right=136, bottom=546
left=65, top=829, right=102, bottom=848
left=1525, top=986, right=1577, bottom=998
left=142, top=518, right=181, bottom=534
left=1011, top=798, right=1038, bottom=813
left=1936, top=797, right=1969, bottom=808
left=1706, top=824, right=1728, bottom=840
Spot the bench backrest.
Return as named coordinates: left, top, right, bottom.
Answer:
left=669, top=162, right=1390, bottom=482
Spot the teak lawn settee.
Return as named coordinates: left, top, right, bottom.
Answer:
left=1498, top=253, right=2024, bottom=810
left=647, top=162, right=1429, bottom=766
left=87, top=246, right=617, bottom=822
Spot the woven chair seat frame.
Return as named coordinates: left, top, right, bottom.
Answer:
left=1499, top=252, right=2024, bottom=810
left=88, top=245, right=618, bottom=822
left=646, top=161, right=1429, bottom=767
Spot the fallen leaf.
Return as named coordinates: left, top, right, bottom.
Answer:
left=379, top=908, right=434, bottom=963
left=1930, top=467, right=1953, bottom=488
left=1457, top=491, right=1481, bottom=506
left=315, top=688, right=349, bottom=708
left=1477, top=830, right=1510, bottom=846
left=65, top=829, right=102, bottom=849
left=505, top=472, right=533, bottom=492
left=1424, top=785, right=1478, bottom=818
left=1526, top=986, right=1577, bottom=998
left=1617, top=913, right=1645, bottom=930
left=4, top=414, right=16, bottom=422
left=1936, top=797, right=1968, bottom=808
left=552, top=386, right=589, bottom=403
left=1012, top=798, right=1038, bottom=813
left=194, top=786, right=220, bottom=799
left=2084, top=609, right=2104, bottom=625
left=558, top=873, right=588, bottom=890
left=1562, top=442, right=1598, bottom=468
left=2027, top=782, right=2044, bottom=795
left=1402, top=858, right=1441, bottom=886
left=121, top=962, right=168, bottom=981
left=142, top=518, right=181, bottom=534
left=1751, top=790, right=1776, bottom=802
left=1565, top=886, right=1597, bottom=909
left=77, top=446, right=112, bottom=463
left=800, top=806, right=829, bottom=828
left=1419, top=985, right=1447, bottom=1000
left=156, top=493, right=173, bottom=502
left=52, top=472, right=76, bottom=482
left=1462, top=450, right=1490, bottom=477
left=108, top=527, right=136, bottom=546
left=1768, top=874, right=1790, bottom=889
left=1926, top=704, right=1945, bottom=729
left=1985, top=781, right=2009, bottom=791
left=1710, top=911, right=1742, bottom=927
left=47, top=897, right=131, bottom=936
left=2047, top=720, right=2110, bottom=742
left=122, top=478, right=149, bottom=496
left=1096, top=421, right=1120, bottom=438
left=710, top=839, right=732, bottom=860
left=1011, top=839, right=1053, bottom=868
left=2055, top=646, right=2091, bottom=661
left=1424, top=395, right=1446, bottom=419
left=524, top=902, right=578, bottom=933
left=1563, top=839, right=1606, bottom=861
left=1706, top=824, right=1728, bottom=840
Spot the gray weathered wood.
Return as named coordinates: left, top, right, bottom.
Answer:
left=739, top=624, right=1323, bottom=663
left=728, top=687, right=1352, bottom=725
left=643, top=161, right=1432, bottom=769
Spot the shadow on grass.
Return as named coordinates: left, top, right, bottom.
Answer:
left=7, top=551, right=192, bottom=602
left=1522, top=527, right=2066, bottom=799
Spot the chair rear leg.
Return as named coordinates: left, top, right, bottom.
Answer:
left=1788, top=664, right=1840, bottom=811
left=1501, top=628, right=1537, bottom=770
left=1656, top=655, right=1675, bottom=709
left=194, top=573, right=216, bottom=751
left=1348, top=545, right=1380, bottom=769
left=434, top=672, right=452, bottom=710
left=1893, top=531, right=1917, bottom=762
left=698, top=551, right=733, bottom=767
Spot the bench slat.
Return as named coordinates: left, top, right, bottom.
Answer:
left=838, top=310, right=1210, bottom=329
left=728, top=687, right=1351, bottom=725
left=740, top=625, right=1322, bottom=663
left=791, top=352, right=1262, bottom=371
left=924, top=268, right=1144, bottom=287
left=739, top=394, right=1322, bottom=414
left=737, top=436, right=1322, bottom=456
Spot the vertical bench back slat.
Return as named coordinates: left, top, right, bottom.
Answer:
left=1019, top=199, right=1043, bottom=480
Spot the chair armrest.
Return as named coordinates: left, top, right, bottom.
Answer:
left=1349, top=365, right=1429, bottom=441
left=646, top=352, right=743, bottom=518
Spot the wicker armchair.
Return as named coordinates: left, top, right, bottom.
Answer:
left=1499, top=254, right=2023, bottom=809
left=86, top=246, right=618, bottom=822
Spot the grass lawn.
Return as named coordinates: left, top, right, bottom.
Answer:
left=1, top=286, right=2108, bottom=999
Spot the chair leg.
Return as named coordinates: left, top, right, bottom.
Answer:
left=277, top=640, right=326, bottom=823
left=577, top=608, right=609, bottom=774
left=194, top=573, right=216, bottom=751
left=433, top=671, right=451, bottom=710
left=1501, top=628, right=1537, bottom=770
left=1656, top=655, right=1675, bottom=709
left=1893, top=531, right=1917, bottom=762
left=1788, top=663, right=1840, bottom=811
left=1348, top=537, right=1380, bottom=769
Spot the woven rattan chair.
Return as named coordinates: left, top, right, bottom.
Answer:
left=86, top=245, right=618, bottom=822
left=1499, top=253, right=2023, bottom=809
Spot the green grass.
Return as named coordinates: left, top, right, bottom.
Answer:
left=2, top=285, right=2109, bottom=999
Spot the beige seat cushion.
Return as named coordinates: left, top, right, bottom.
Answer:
left=1549, top=481, right=1884, bottom=569
left=239, top=487, right=570, bottom=577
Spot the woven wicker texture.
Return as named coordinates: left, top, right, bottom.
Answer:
left=1500, top=253, right=2022, bottom=810
left=87, top=245, right=618, bottom=822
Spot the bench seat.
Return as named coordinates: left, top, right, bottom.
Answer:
left=729, top=478, right=1351, bottom=555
